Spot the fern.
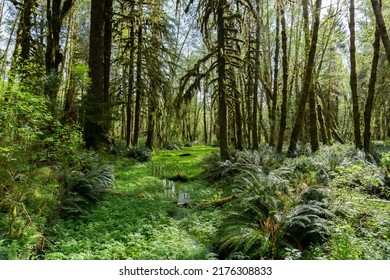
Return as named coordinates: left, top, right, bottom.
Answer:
left=125, top=146, right=151, bottom=162
left=59, top=165, right=114, bottom=217
left=217, top=166, right=334, bottom=259
left=200, top=154, right=239, bottom=183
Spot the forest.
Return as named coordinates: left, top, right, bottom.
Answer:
left=0, top=0, right=389, bottom=260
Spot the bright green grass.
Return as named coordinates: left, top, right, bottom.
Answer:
left=42, top=146, right=220, bottom=260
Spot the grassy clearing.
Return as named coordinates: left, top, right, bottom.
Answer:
left=41, top=146, right=221, bottom=260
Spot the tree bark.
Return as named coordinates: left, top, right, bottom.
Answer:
left=217, top=0, right=229, bottom=160
left=371, top=0, right=390, bottom=63
left=126, top=4, right=135, bottom=146
left=45, top=0, right=74, bottom=114
left=288, top=0, right=322, bottom=154
left=133, top=13, right=143, bottom=146
left=317, top=103, right=329, bottom=145
left=203, top=79, right=208, bottom=144
left=84, top=0, right=106, bottom=149
left=103, top=0, right=113, bottom=134
left=277, top=4, right=288, bottom=152
left=309, top=85, right=319, bottom=152
left=349, top=0, right=363, bottom=149
left=270, top=8, right=280, bottom=147
left=252, top=0, right=261, bottom=150
left=234, top=79, right=243, bottom=150
left=20, top=0, right=36, bottom=62
left=364, top=27, right=381, bottom=153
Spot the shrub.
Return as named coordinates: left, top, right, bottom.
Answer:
left=216, top=166, right=332, bottom=259
left=200, top=154, right=239, bottom=183
left=59, top=165, right=115, bottom=217
left=381, top=152, right=390, bottom=173
left=124, top=146, right=151, bottom=162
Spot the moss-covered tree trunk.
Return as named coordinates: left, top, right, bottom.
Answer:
left=133, top=19, right=143, bottom=146
left=126, top=2, right=135, bottom=146
left=364, top=27, right=381, bottom=153
left=217, top=0, right=228, bottom=160
left=84, top=0, right=106, bottom=149
left=270, top=7, right=280, bottom=147
left=349, top=0, right=363, bottom=150
left=371, top=0, right=390, bottom=63
left=103, top=0, right=113, bottom=134
left=288, top=0, right=322, bottom=154
left=277, top=4, right=288, bottom=152
left=252, top=0, right=261, bottom=150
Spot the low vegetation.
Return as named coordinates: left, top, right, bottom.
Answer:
left=1, top=138, right=389, bottom=260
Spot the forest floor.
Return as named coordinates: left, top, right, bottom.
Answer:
left=38, top=145, right=390, bottom=260
left=42, top=146, right=222, bottom=260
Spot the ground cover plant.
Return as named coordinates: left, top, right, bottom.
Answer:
left=39, top=146, right=222, bottom=260
left=201, top=143, right=390, bottom=260
left=1, top=143, right=390, bottom=260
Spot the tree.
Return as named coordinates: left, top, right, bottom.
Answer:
left=349, top=0, right=363, bottom=150
left=363, top=27, right=381, bottom=153
left=252, top=0, right=261, bottom=150
left=288, top=0, right=322, bottom=154
left=276, top=1, right=289, bottom=152
left=45, top=0, right=74, bottom=113
left=83, top=0, right=106, bottom=149
left=132, top=0, right=143, bottom=146
left=371, top=0, right=390, bottom=63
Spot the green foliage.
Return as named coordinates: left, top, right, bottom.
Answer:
left=110, top=141, right=151, bottom=163
left=216, top=164, right=333, bottom=259
left=206, top=145, right=388, bottom=259
left=305, top=189, right=390, bottom=260
left=41, top=146, right=221, bottom=260
left=381, top=152, right=390, bottom=173
left=201, top=145, right=284, bottom=184
left=200, top=154, right=238, bottom=183
left=59, top=165, right=115, bottom=217
left=125, top=146, right=151, bottom=162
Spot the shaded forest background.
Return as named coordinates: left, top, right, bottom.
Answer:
left=1, top=0, right=389, bottom=156
left=0, top=0, right=390, bottom=260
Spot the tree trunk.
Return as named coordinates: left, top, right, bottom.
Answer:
left=349, top=0, right=363, bottom=149
left=203, top=79, right=208, bottom=144
left=20, top=0, right=36, bottom=63
left=309, top=86, right=319, bottom=152
left=270, top=7, right=280, bottom=147
left=45, top=0, right=74, bottom=111
left=277, top=4, right=288, bottom=152
left=288, top=0, right=322, bottom=154
left=302, top=0, right=310, bottom=57
left=317, top=103, right=329, bottom=145
left=84, top=0, right=106, bottom=149
left=234, top=79, right=243, bottom=150
left=364, top=27, right=381, bottom=153
left=371, top=0, right=390, bottom=63
left=145, top=99, right=156, bottom=150
left=103, top=0, right=113, bottom=134
left=126, top=12, right=135, bottom=146
left=133, top=13, right=143, bottom=146
left=252, top=0, right=261, bottom=150
left=217, top=0, right=229, bottom=160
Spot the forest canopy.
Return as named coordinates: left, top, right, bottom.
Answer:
left=0, top=0, right=388, bottom=155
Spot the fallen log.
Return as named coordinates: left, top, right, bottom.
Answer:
left=199, top=195, right=237, bottom=207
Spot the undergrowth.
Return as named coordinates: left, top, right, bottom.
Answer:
left=202, top=143, right=390, bottom=260
left=40, top=146, right=221, bottom=260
